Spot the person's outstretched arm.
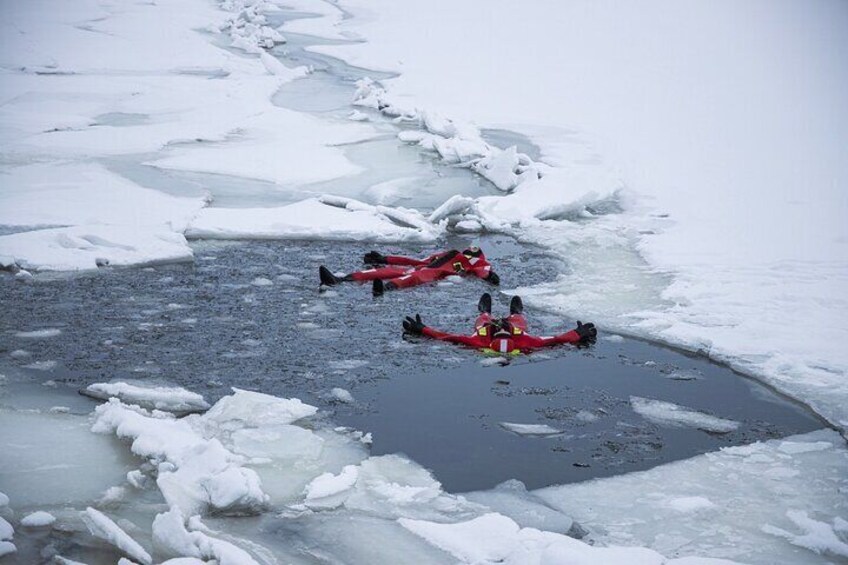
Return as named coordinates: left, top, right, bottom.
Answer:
left=518, top=322, right=597, bottom=349
left=403, top=314, right=488, bottom=347
left=470, top=263, right=499, bottom=285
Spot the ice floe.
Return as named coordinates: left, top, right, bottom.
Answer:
left=498, top=422, right=565, bottom=437
left=630, top=396, right=740, bottom=433
left=20, top=511, right=56, bottom=528
left=81, top=507, right=152, bottom=565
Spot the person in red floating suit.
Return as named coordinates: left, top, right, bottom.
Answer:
left=402, top=293, right=597, bottom=355
left=319, top=246, right=500, bottom=296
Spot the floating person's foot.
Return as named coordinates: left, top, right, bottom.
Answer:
left=509, top=295, right=523, bottom=315
left=319, top=265, right=341, bottom=286
left=478, top=292, right=492, bottom=314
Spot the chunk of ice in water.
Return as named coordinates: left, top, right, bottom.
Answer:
left=498, top=422, right=565, bottom=437
left=14, top=329, right=62, bottom=339
left=330, top=388, right=354, bottom=403
left=82, top=381, right=210, bottom=414
left=630, top=396, right=739, bottom=433
left=20, top=511, right=56, bottom=528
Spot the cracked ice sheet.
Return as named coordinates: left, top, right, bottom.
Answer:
left=534, top=429, right=848, bottom=564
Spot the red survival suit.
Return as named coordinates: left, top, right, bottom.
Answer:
left=349, top=248, right=495, bottom=290
left=421, top=312, right=584, bottom=355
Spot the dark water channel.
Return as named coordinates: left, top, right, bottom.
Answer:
left=0, top=235, right=823, bottom=493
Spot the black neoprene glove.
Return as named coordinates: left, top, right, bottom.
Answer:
left=364, top=251, right=388, bottom=265
left=575, top=321, right=597, bottom=343
left=486, top=271, right=500, bottom=285
left=403, top=314, right=426, bottom=335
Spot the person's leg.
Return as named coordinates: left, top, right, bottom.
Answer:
left=474, top=312, right=494, bottom=330
left=348, top=266, right=409, bottom=282
left=385, top=267, right=442, bottom=290
left=506, top=313, right=528, bottom=332
left=478, top=292, right=492, bottom=314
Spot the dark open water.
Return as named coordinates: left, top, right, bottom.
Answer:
left=0, top=234, right=824, bottom=492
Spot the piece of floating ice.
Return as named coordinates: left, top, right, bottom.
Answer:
left=348, top=110, right=369, bottom=122
left=251, top=277, right=273, bottom=287
left=498, top=422, right=565, bottom=437
left=81, top=507, right=152, bottom=565
left=328, top=359, right=368, bottom=371
left=664, top=370, right=700, bottom=381
left=602, top=334, right=625, bottom=343
left=20, top=511, right=56, bottom=528
left=630, top=396, right=739, bottom=433
left=82, top=381, right=210, bottom=414
left=0, top=541, right=15, bottom=558
left=22, top=360, right=57, bottom=371
left=14, top=329, right=62, bottom=339
left=9, top=350, right=30, bottom=359
left=330, top=388, right=355, bottom=404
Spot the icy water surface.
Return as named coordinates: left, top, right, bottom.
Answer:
left=0, top=236, right=823, bottom=492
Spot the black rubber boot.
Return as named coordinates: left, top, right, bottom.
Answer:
left=509, top=295, right=523, bottom=315
left=319, top=265, right=340, bottom=286
left=478, top=292, right=492, bottom=314
left=372, top=279, right=384, bottom=296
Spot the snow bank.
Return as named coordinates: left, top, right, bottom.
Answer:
left=82, top=381, right=210, bottom=414
left=630, top=397, right=740, bottom=434
left=536, top=429, right=848, bottom=563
